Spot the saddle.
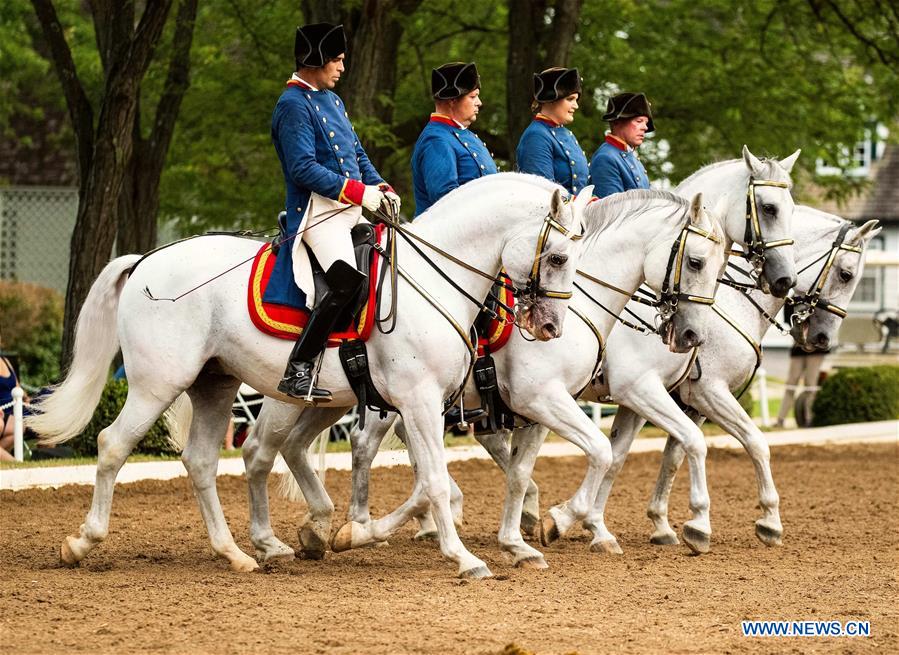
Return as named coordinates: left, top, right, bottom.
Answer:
left=248, top=219, right=382, bottom=343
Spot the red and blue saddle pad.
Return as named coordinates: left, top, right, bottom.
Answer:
left=247, top=226, right=515, bottom=353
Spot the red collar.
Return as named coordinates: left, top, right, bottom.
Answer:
left=605, top=134, right=629, bottom=151
left=429, top=113, right=462, bottom=128
left=287, top=78, right=316, bottom=91
left=534, top=114, right=560, bottom=128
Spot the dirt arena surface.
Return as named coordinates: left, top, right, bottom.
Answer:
left=2, top=442, right=897, bottom=654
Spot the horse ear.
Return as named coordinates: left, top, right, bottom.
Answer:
left=689, top=192, right=703, bottom=225
left=742, top=145, right=764, bottom=176
left=779, top=149, right=801, bottom=173
left=550, top=188, right=569, bottom=226
left=572, top=185, right=594, bottom=215
left=847, top=219, right=881, bottom=246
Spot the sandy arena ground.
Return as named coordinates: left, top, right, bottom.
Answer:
left=1, top=442, right=897, bottom=654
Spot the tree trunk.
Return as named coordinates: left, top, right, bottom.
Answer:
left=506, top=0, right=544, bottom=165
left=32, top=0, right=174, bottom=368
left=505, top=0, right=584, bottom=166
left=118, top=0, right=199, bottom=255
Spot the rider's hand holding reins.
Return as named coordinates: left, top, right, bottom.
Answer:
left=362, top=185, right=386, bottom=212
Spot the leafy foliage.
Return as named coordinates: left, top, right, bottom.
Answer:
left=0, top=281, right=63, bottom=386
left=811, top=365, right=899, bottom=426
left=68, top=379, right=177, bottom=457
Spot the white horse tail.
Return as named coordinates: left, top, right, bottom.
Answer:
left=27, top=255, right=142, bottom=444
left=163, top=392, right=193, bottom=452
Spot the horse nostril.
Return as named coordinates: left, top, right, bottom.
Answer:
left=683, top=328, right=698, bottom=346
left=542, top=323, right=558, bottom=339
left=815, top=333, right=830, bottom=348
left=772, top=276, right=794, bottom=298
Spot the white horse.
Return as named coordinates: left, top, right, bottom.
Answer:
left=583, top=208, right=880, bottom=551
left=275, top=189, right=729, bottom=567
left=327, top=148, right=802, bottom=558
left=414, top=207, right=878, bottom=555
left=28, top=173, right=592, bottom=579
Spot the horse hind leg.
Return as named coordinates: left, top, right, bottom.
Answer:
left=181, top=375, right=258, bottom=572
left=60, top=387, right=179, bottom=567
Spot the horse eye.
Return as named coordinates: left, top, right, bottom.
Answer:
left=839, top=269, right=853, bottom=282
left=762, top=203, right=777, bottom=216
left=549, top=253, right=568, bottom=267
left=688, top=257, right=704, bottom=271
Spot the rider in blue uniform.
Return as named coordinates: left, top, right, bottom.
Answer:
left=411, top=62, right=498, bottom=217
left=589, top=92, right=654, bottom=198
left=516, top=67, right=590, bottom=195
left=269, top=22, right=400, bottom=401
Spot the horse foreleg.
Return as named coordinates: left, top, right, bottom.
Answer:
left=582, top=406, right=646, bottom=554
left=529, top=387, right=613, bottom=547
left=476, top=430, right=541, bottom=538
left=496, top=424, right=550, bottom=568
left=242, top=401, right=303, bottom=562
left=692, top=384, right=782, bottom=546
left=348, top=412, right=397, bottom=524
left=278, top=407, right=347, bottom=560
left=624, top=384, right=711, bottom=554
left=61, top=387, right=178, bottom=567
left=182, top=376, right=258, bottom=572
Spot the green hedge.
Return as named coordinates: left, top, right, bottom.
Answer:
left=811, top=365, right=899, bottom=427
left=68, top=380, right=177, bottom=457
left=0, top=280, right=63, bottom=386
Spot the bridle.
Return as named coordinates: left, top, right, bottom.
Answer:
left=653, top=222, right=721, bottom=326
left=573, top=216, right=721, bottom=339
left=731, top=177, right=794, bottom=283
left=714, top=221, right=861, bottom=398
left=784, top=222, right=860, bottom=326
left=519, top=213, right=585, bottom=305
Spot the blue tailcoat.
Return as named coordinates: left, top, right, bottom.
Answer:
left=589, top=137, right=650, bottom=198
left=265, top=82, right=384, bottom=308
left=411, top=116, right=498, bottom=217
left=516, top=118, right=590, bottom=195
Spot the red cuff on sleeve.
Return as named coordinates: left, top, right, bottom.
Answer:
left=339, top=179, right=366, bottom=206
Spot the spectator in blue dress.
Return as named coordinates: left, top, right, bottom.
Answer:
left=1, top=354, right=22, bottom=461
left=590, top=92, right=654, bottom=198
left=411, top=62, right=498, bottom=217
left=516, top=67, right=590, bottom=195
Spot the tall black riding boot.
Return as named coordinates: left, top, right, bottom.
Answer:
left=277, top=260, right=367, bottom=402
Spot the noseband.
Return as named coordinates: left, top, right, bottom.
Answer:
left=732, top=178, right=794, bottom=282
left=785, top=222, right=860, bottom=326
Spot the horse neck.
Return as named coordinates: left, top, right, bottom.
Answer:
left=577, top=202, right=684, bottom=327
left=406, top=185, right=545, bottom=328
left=676, top=162, right=747, bottom=249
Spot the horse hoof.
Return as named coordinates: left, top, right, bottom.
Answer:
left=649, top=531, right=679, bottom=546
left=60, top=537, right=81, bottom=567
left=520, top=512, right=540, bottom=539
left=590, top=539, right=624, bottom=555
left=459, top=565, right=493, bottom=580
left=539, top=514, right=560, bottom=547
left=298, top=524, right=329, bottom=556
left=755, top=521, right=783, bottom=547
left=298, top=549, right=325, bottom=561
left=515, top=556, right=548, bottom=570
left=229, top=554, right=260, bottom=573
left=683, top=524, right=711, bottom=554
left=413, top=530, right=438, bottom=542
left=255, top=548, right=296, bottom=564
left=330, top=522, right=357, bottom=553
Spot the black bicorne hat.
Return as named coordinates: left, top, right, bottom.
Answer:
left=602, top=92, right=655, bottom=133
left=295, top=23, right=347, bottom=69
left=432, top=62, right=480, bottom=100
left=533, top=67, right=582, bottom=103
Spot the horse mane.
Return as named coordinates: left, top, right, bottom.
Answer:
left=581, top=189, right=690, bottom=247
left=420, top=172, right=564, bottom=218
left=678, top=157, right=790, bottom=189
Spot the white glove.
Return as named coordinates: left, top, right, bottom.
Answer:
left=384, top=190, right=402, bottom=217
left=361, top=185, right=385, bottom=212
